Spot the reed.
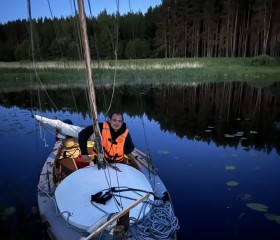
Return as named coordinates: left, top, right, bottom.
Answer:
left=0, top=58, right=279, bottom=86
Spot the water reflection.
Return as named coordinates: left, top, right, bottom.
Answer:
left=1, top=81, right=280, bottom=239
left=141, top=82, right=280, bottom=155
left=1, top=81, right=280, bottom=153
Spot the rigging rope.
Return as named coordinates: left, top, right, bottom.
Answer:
left=138, top=86, right=154, bottom=180
left=84, top=0, right=127, bottom=210
left=86, top=0, right=109, bottom=113
left=27, top=0, right=59, bottom=114
left=47, top=0, right=64, bottom=58
left=28, top=0, right=51, bottom=148
left=104, top=0, right=120, bottom=116
left=27, top=0, right=59, bottom=115
left=137, top=202, right=180, bottom=239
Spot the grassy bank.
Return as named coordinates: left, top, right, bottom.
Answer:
left=0, top=58, right=279, bottom=87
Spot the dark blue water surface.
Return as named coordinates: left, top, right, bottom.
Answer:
left=1, top=82, right=280, bottom=240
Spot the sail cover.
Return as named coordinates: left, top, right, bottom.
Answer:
left=34, top=115, right=83, bottom=138
left=55, top=163, right=154, bottom=231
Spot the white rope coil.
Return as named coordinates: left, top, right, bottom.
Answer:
left=137, top=202, right=179, bottom=239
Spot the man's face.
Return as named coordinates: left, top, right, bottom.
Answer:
left=109, top=114, right=123, bottom=131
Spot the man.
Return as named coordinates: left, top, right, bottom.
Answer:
left=78, top=112, right=134, bottom=164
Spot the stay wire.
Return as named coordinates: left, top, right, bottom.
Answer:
left=127, top=1, right=154, bottom=182
left=86, top=0, right=125, bottom=211
left=28, top=0, right=53, bottom=149
left=138, top=86, right=154, bottom=180
left=102, top=134, right=125, bottom=212
left=86, top=0, right=108, bottom=112
left=27, top=1, right=59, bottom=114
left=47, top=0, right=64, bottom=59
left=27, top=0, right=52, bottom=185
left=72, top=0, right=84, bottom=60
left=72, top=0, right=93, bottom=120
left=83, top=1, right=118, bottom=205
left=104, top=0, right=119, bottom=116
left=47, top=0, right=85, bottom=126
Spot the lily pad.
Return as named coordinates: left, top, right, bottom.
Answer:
left=225, top=165, right=237, bottom=170
left=226, top=181, right=239, bottom=187
left=237, top=193, right=252, bottom=202
left=235, top=132, right=244, bottom=137
left=224, top=134, right=235, bottom=138
left=276, top=216, right=280, bottom=224
left=4, top=207, right=16, bottom=215
left=2, top=207, right=16, bottom=220
left=264, top=213, right=277, bottom=221
left=250, top=131, right=258, bottom=134
left=158, top=150, right=169, bottom=155
left=264, top=213, right=280, bottom=224
left=246, top=203, right=268, bottom=212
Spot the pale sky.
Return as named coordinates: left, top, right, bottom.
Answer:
left=0, top=0, right=162, bottom=24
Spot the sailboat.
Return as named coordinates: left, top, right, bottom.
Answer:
left=34, top=0, right=178, bottom=239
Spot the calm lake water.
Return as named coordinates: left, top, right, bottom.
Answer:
left=1, top=81, right=280, bottom=239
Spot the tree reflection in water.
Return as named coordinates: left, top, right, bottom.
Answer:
left=1, top=81, right=280, bottom=239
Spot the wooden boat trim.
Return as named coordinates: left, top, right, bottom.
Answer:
left=131, top=151, right=157, bottom=174
left=81, top=193, right=150, bottom=240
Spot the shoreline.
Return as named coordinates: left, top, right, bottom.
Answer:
left=0, top=60, right=203, bottom=70
left=1, top=58, right=279, bottom=87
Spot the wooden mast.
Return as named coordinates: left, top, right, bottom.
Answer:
left=77, top=0, right=105, bottom=169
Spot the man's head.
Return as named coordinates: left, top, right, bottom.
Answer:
left=108, top=113, right=124, bottom=131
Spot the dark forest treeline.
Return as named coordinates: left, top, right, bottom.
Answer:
left=0, top=0, right=279, bottom=62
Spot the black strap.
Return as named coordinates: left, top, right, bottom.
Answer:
left=91, top=187, right=155, bottom=205
left=103, top=149, right=121, bottom=161
left=91, top=190, right=112, bottom=205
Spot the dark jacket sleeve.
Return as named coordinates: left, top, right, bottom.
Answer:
left=124, top=132, right=135, bottom=155
left=78, top=125, right=94, bottom=155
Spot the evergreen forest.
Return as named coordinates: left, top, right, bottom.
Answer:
left=0, top=0, right=279, bottom=62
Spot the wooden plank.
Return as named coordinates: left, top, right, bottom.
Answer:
left=131, top=152, right=157, bottom=174
left=80, top=193, right=150, bottom=240
left=134, top=147, right=147, bottom=157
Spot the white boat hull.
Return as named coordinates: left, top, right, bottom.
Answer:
left=37, top=140, right=178, bottom=240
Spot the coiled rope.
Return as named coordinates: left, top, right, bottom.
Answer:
left=137, top=202, right=179, bottom=239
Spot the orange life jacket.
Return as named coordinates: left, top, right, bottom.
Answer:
left=101, top=122, right=128, bottom=162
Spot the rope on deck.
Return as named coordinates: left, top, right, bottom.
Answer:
left=136, top=202, right=179, bottom=239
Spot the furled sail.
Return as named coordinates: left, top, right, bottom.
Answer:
left=34, top=115, right=83, bottom=138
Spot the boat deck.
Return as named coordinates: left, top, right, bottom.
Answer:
left=38, top=140, right=177, bottom=240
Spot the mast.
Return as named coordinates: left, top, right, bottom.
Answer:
left=77, top=0, right=105, bottom=169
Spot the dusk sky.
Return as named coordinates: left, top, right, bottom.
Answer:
left=0, top=0, right=161, bottom=24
